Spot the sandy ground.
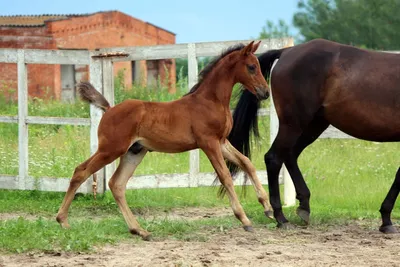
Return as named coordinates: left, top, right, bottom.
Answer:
left=1, top=207, right=399, bottom=267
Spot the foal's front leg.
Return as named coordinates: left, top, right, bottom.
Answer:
left=221, top=140, right=273, bottom=218
left=200, top=140, right=253, bottom=231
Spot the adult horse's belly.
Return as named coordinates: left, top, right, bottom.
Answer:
left=323, top=97, right=400, bottom=142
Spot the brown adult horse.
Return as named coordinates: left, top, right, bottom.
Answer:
left=228, top=39, right=400, bottom=233
left=56, top=41, right=274, bottom=240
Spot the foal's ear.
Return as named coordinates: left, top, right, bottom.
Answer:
left=251, top=41, right=261, bottom=53
left=241, top=41, right=255, bottom=56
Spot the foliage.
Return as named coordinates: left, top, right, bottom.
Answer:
left=293, top=0, right=400, bottom=49
left=258, top=19, right=291, bottom=39
left=175, top=57, right=216, bottom=82
left=114, top=69, right=188, bottom=103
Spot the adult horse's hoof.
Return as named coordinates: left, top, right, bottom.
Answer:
left=277, top=222, right=295, bottom=230
left=296, top=207, right=310, bottom=225
left=243, top=225, right=254, bottom=232
left=379, top=225, right=398, bottom=234
left=264, top=210, right=274, bottom=219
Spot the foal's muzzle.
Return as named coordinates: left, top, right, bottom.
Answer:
left=255, top=87, right=269, bottom=100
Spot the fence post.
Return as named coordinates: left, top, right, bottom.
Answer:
left=17, top=50, right=28, bottom=190
left=187, top=43, right=200, bottom=187
left=87, top=53, right=105, bottom=194
left=269, top=59, right=296, bottom=207
left=102, top=59, right=115, bottom=191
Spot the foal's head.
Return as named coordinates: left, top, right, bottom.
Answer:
left=233, top=41, right=269, bottom=99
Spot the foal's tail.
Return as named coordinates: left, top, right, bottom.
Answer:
left=227, top=48, right=289, bottom=177
left=77, top=82, right=111, bottom=112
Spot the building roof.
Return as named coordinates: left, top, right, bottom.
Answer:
left=0, top=13, right=90, bottom=27
left=0, top=10, right=176, bottom=35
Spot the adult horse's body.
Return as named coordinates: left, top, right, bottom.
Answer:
left=56, top=41, right=273, bottom=240
left=229, top=39, right=400, bottom=233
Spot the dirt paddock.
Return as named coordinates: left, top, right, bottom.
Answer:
left=1, top=207, right=399, bottom=267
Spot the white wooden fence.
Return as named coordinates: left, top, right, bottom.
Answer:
left=0, top=37, right=361, bottom=206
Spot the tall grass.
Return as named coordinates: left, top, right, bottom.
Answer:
left=0, top=70, right=398, bottom=179
left=0, top=69, right=249, bottom=177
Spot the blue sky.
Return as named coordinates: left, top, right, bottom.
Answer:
left=1, top=0, right=299, bottom=43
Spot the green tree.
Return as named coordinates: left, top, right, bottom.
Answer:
left=293, top=0, right=400, bottom=50
left=259, top=19, right=291, bottom=39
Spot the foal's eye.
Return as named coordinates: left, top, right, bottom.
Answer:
left=247, top=64, right=256, bottom=73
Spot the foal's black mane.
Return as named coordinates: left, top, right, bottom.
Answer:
left=185, top=43, right=245, bottom=95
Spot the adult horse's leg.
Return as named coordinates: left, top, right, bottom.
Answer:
left=221, top=140, right=273, bottom=218
left=264, top=124, right=303, bottom=228
left=56, top=150, right=118, bottom=228
left=201, top=140, right=253, bottom=231
left=108, top=148, right=151, bottom=240
left=379, top=167, right=400, bottom=234
left=284, top=114, right=330, bottom=224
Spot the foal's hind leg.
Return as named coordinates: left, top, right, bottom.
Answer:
left=56, top=151, right=118, bottom=228
left=379, top=167, right=400, bottom=234
left=108, top=149, right=151, bottom=240
left=201, top=140, right=253, bottom=231
left=221, top=140, right=273, bottom=218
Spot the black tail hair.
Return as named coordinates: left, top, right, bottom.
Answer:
left=213, top=48, right=289, bottom=198
left=227, top=89, right=261, bottom=177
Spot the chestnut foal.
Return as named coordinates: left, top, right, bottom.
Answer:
left=56, top=41, right=273, bottom=240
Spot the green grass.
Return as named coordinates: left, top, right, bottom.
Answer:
left=0, top=188, right=233, bottom=253
left=1, top=176, right=399, bottom=253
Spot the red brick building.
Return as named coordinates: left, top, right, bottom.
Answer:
left=0, top=11, right=176, bottom=101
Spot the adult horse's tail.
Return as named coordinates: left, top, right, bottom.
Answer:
left=227, top=48, right=289, bottom=177
left=77, top=82, right=111, bottom=112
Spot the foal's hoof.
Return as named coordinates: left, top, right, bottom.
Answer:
left=243, top=225, right=254, bottom=232
left=264, top=210, right=274, bottom=219
left=296, top=208, right=310, bottom=225
left=277, top=222, right=295, bottom=230
left=141, top=233, right=153, bottom=241
left=60, top=222, right=71, bottom=229
left=379, top=225, right=398, bottom=234
left=130, top=229, right=152, bottom=241
left=56, top=216, right=70, bottom=229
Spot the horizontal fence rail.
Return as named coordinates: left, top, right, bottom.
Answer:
left=0, top=171, right=275, bottom=192
left=0, top=49, right=90, bottom=64
left=0, top=116, right=90, bottom=126
left=98, top=38, right=294, bottom=61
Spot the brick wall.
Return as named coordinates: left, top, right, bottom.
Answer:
left=0, top=26, right=59, bottom=100
left=50, top=11, right=176, bottom=92
left=0, top=11, right=176, bottom=100
left=0, top=27, right=55, bottom=49
left=0, top=63, right=17, bottom=101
